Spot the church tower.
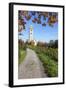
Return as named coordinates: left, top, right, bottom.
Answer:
left=29, top=25, right=33, bottom=41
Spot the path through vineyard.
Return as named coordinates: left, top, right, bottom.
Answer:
left=18, top=48, right=47, bottom=79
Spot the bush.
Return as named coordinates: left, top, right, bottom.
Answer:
left=38, top=53, right=58, bottom=77
left=18, top=48, right=26, bottom=64
left=18, top=39, right=27, bottom=64
left=35, top=46, right=58, bottom=62
left=29, top=46, right=58, bottom=77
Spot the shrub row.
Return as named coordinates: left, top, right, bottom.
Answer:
left=35, top=46, right=58, bottom=62
left=38, top=53, right=58, bottom=77
left=29, top=46, right=58, bottom=77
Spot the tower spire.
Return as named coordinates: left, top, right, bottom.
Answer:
left=29, top=25, right=33, bottom=41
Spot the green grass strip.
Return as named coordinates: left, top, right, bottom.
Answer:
left=37, top=53, right=58, bottom=77
left=18, top=49, right=26, bottom=64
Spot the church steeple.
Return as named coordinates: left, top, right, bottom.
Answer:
left=29, top=25, right=33, bottom=41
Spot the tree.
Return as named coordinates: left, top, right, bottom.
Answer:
left=54, top=40, right=58, bottom=48
left=18, top=11, right=58, bottom=32
left=18, top=39, right=24, bottom=48
left=37, top=41, right=45, bottom=47
left=48, top=40, right=54, bottom=48
left=48, top=40, right=58, bottom=48
left=30, top=40, right=35, bottom=46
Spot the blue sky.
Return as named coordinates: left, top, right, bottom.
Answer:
left=19, top=11, right=58, bottom=43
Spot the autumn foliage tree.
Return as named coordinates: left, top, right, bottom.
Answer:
left=18, top=11, right=58, bottom=33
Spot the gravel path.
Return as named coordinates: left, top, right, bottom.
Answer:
left=18, top=48, right=47, bottom=79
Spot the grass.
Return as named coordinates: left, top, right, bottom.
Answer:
left=38, top=53, right=58, bottom=77
left=28, top=45, right=58, bottom=77
left=18, top=44, right=58, bottom=77
left=18, top=49, right=26, bottom=64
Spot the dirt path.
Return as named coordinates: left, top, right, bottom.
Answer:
left=18, top=48, right=47, bottom=79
